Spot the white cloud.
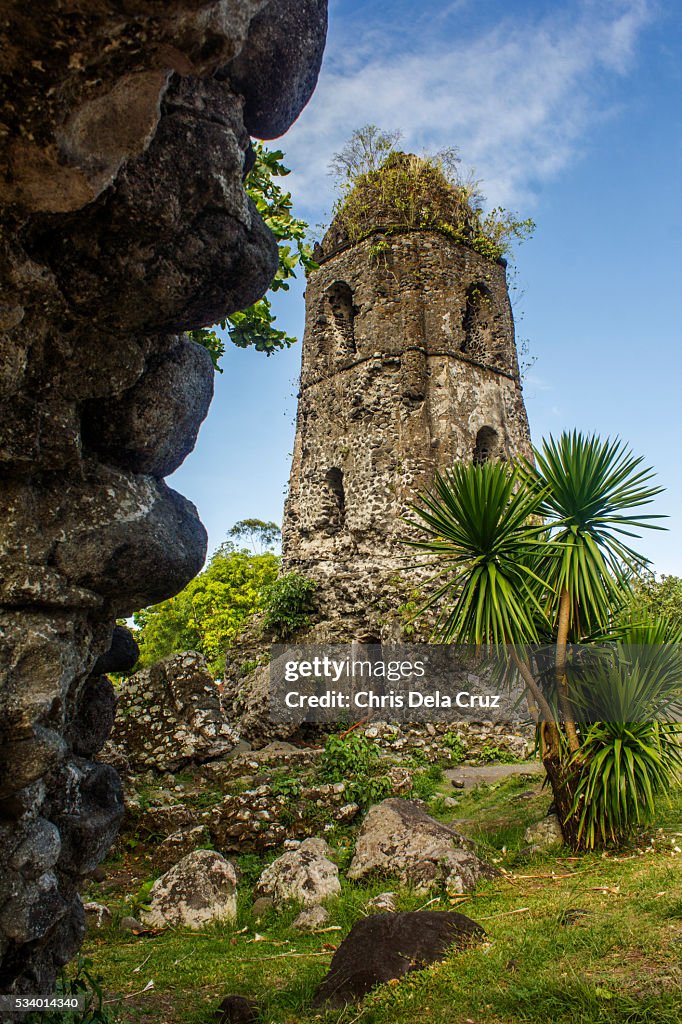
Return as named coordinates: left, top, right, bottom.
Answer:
left=279, top=0, right=653, bottom=221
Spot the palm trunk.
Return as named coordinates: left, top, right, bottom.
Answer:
left=556, top=587, right=581, bottom=754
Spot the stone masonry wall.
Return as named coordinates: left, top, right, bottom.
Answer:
left=0, top=0, right=327, bottom=1003
left=282, top=227, right=532, bottom=638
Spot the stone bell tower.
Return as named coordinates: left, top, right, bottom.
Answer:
left=282, top=157, right=532, bottom=639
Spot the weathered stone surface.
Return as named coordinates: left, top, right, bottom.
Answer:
left=210, top=781, right=358, bottom=853
left=106, top=652, right=238, bottom=772
left=278, top=177, right=532, bottom=643
left=0, top=0, right=328, bottom=998
left=226, top=0, right=328, bottom=138
left=156, top=826, right=210, bottom=873
left=142, top=850, right=238, bottom=930
left=251, top=896, right=275, bottom=919
left=93, top=626, right=140, bottom=676
left=292, top=904, right=329, bottom=931
left=83, top=902, right=112, bottom=931
left=83, top=336, right=215, bottom=478
left=312, top=911, right=485, bottom=1007
left=348, top=799, right=495, bottom=894
left=255, top=837, right=340, bottom=907
left=365, top=892, right=397, bottom=914
left=524, top=813, right=564, bottom=852
left=213, top=995, right=261, bottom=1024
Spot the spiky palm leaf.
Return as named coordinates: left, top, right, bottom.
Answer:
left=519, top=431, right=665, bottom=637
left=405, top=461, right=551, bottom=644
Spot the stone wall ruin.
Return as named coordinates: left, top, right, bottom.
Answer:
left=282, top=212, right=532, bottom=639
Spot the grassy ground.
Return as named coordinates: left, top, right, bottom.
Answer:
left=70, top=770, right=682, bottom=1024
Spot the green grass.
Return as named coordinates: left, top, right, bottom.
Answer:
left=76, top=774, right=682, bottom=1024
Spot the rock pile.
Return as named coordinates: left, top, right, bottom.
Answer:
left=105, top=651, right=238, bottom=772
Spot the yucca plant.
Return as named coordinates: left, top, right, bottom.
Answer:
left=407, top=431, right=673, bottom=849
left=567, top=642, right=682, bottom=847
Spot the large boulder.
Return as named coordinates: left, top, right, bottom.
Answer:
left=255, top=838, right=340, bottom=907
left=313, top=911, right=486, bottom=1007
left=106, top=652, right=237, bottom=771
left=348, top=799, right=496, bottom=894
left=141, top=850, right=238, bottom=930
left=0, top=0, right=328, bottom=995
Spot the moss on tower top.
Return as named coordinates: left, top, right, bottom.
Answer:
left=318, top=152, right=533, bottom=264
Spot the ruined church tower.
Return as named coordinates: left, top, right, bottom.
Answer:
left=282, top=156, right=532, bottom=639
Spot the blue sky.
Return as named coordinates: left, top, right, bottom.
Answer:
left=171, top=0, right=682, bottom=575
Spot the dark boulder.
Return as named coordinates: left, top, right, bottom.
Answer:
left=313, top=911, right=485, bottom=1007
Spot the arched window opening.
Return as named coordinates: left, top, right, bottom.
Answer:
left=326, top=281, right=356, bottom=355
left=462, top=282, right=493, bottom=360
left=322, top=467, right=345, bottom=532
left=473, top=426, right=499, bottom=465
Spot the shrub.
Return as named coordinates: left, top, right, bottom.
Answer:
left=261, top=571, right=317, bottom=639
left=320, top=733, right=392, bottom=809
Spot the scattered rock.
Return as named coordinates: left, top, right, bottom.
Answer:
left=251, top=897, right=274, bottom=919
left=312, top=911, right=485, bottom=1007
left=524, top=813, right=564, bottom=852
left=213, top=995, right=261, bottom=1024
left=442, top=797, right=460, bottom=809
left=348, top=799, right=495, bottom=894
left=366, top=892, right=397, bottom=914
left=119, top=916, right=145, bottom=933
left=83, top=902, right=112, bottom=930
left=386, top=766, right=413, bottom=793
left=141, top=850, right=237, bottom=930
left=255, top=837, right=340, bottom=907
left=292, top=905, right=329, bottom=931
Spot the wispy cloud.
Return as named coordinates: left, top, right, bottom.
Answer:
left=280, top=0, right=653, bottom=221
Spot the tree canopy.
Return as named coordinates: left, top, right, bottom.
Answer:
left=132, top=540, right=280, bottom=676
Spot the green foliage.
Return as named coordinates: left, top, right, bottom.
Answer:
left=442, top=731, right=467, bottom=763
left=330, top=128, right=534, bottom=262
left=189, top=143, right=317, bottom=367
left=227, top=518, right=281, bottom=553
left=25, top=957, right=116, bottom=1024
left=133, top=540, right=279, bottom=676
left=320, top=733, right=392, bottom=809
left=407, top=430, right=675, bottom=849
left=410, top=763, right=445, bottom=800
left=261, top=571, right=317, bottom=640
left=519, top=431, right=665, bottom=638
left=405, top=460, right=549, bottom=645
left=478, top=743, right=522, bottom=765
left=625, top=573, right=682, bottom=634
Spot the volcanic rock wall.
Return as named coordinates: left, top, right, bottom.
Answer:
left=0, top=0, right=327, bottom=1001
left=282, top=220, right=532, bottom=639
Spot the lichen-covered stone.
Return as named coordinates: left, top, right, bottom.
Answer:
left=0, top=0, right=328, bottom=998
left=105, top=652, right=238, bottom=772
left=281, top=208, right=532, bottom=641
left=141, top=850, right=238, bottom=930
left=348, top=798, right=496, bottom=894
left=255, top=837, right=340, bottom=907
left=524, top=813, right=564, bottom=852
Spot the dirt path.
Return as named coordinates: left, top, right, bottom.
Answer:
left=445, top=761, right=544, bottom=790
